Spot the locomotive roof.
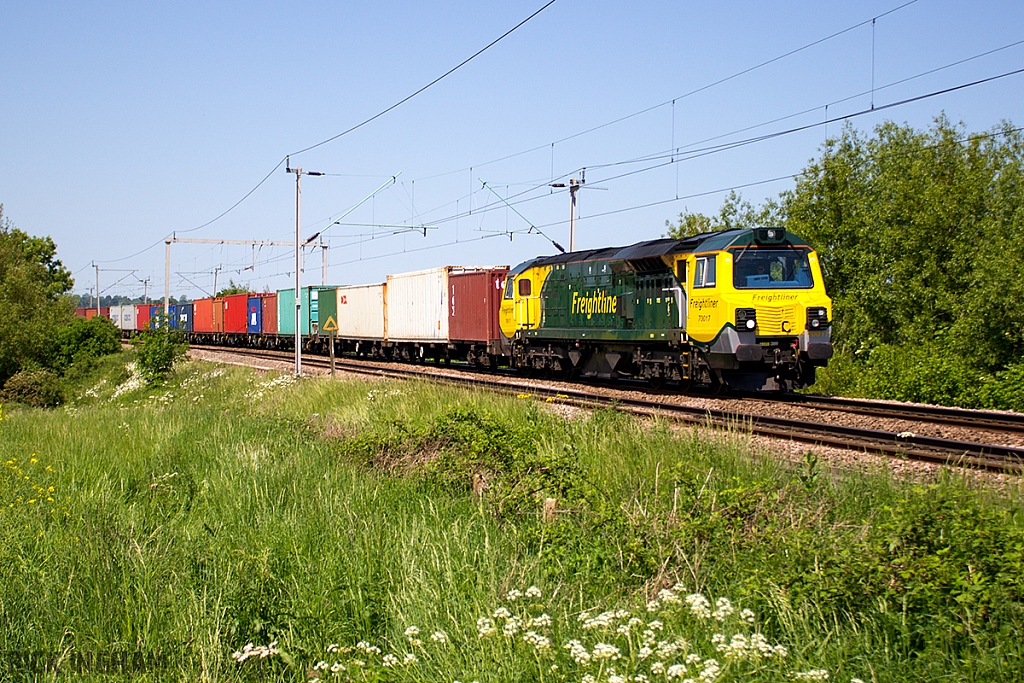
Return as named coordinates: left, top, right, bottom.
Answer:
left=509, top=228, right=808, bottom=274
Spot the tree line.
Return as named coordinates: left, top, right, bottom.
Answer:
left=667, top=116, right=1024, bottom=409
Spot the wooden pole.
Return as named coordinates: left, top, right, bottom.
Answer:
left=329, top=331, right=336, bottom=376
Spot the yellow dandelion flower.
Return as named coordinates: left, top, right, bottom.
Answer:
left=30, top=458, right=37, bottom=464
left=27, top=499, right=36, bottom=504
left=47, top=497, right=54, bottom=503
left=45, top=466, right=54, bottom=472
left=47, top=486, right=54, bottom=493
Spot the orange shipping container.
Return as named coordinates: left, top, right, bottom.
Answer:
left=213, top=299, right=225, bottom=333
left=193, top=298, right=214, bottom=333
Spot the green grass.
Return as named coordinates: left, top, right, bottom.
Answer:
left=1, top=357, right=1023, bottom=681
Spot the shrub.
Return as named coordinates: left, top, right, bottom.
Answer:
left=0, top=367, right=65, bottom=407
left=132, top=314, right=188, bottom=381
left=52, top=314, right=122, bottom=370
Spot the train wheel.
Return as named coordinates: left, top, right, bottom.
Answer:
left=647, top=374, right=665, bottom=390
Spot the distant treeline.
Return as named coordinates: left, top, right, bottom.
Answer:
left=72, top=294, right=192, bottom=308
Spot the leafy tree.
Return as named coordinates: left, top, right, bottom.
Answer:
left=664, top=191, right=781, bottom=239
left=215, top=279, right=250, bottom=297
left=671, top=117, right=1024, bottom=406
left=0, top=205, right=75, bottom=384
left=783, top=117, right=1024, bottom=371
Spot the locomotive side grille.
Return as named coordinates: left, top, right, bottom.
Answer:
left=756, top=306, right=797, bottom=334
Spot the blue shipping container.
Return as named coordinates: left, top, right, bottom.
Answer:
left=178, top=303, right=194, bottom=332
left=247, top=296, right=263, bottom=333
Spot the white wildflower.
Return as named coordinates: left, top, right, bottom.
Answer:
left=610, top=675, right=627, bottom=683
left=522, top=631, right=552, bottom=651
left=330, top=662, right=344, bottom=673
left=651, top=662, right=666, bottom=675
left=403, top=653, right=418, bottom=664
left=658, top=588, right=681, bottom=604
left=666, top=663, right=687, bottom=679
left=684, top=594, right=712, bottom=619
left=507, top=588, right=523, bottom=601
left=476, top=617, right=496, bottom=638
left=592, top=642, right=621, bottom=660
left=231, top=641, right=280, bottom=663
left=713, top=597, right=734, bottom=621
left=493, top=607, right=512, bottom=619
left=582, top=676, right=596, bottom=683
left=525, top=585, right=543, bottom=598
left=699, top=659, right=721, bottom=682
left=793, top=670, right=829, bottom=681
left=740, top=608, right=756, bottom=623
left=648, top=620, right=664, bottom=631
left=564, top=640, right=591, bottom=665
left=639, top=646, right=653, bottom=660
left=381, top=654, right=398, bottom=667
left=404, top=625, right=420, bottom=638
left=327, top=644, right=339, bottom=653
left=430, top=630, right=448, bottom=643
left=314, top=661, right=328, bottom=671
left=647, top=599, right=661, bottom=612
left=529, top=613, right=553, bottom=628
left=503, top=615, right=523, bottom=636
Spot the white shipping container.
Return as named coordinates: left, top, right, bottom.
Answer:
left=112, top=304, right=137, bottom=331
left=335, top=283, right=386, bottom=340
left=386, top=267, right=494, bottom=342
left=386, top=267, right=448, bottom=341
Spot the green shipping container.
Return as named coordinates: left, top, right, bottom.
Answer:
left=317, top=287, right=339, bottom=335
left=277, top=287, right=335, bottom=335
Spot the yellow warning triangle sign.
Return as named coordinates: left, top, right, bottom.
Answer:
left=322, top=315, right=339, bottom=332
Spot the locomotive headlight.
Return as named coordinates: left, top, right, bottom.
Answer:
left=806, top=307, right=829, bottom=329
left=736, top=308, right=757, bottom=331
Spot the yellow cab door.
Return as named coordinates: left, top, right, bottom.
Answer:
left=499, top=266, right=550, bottom=338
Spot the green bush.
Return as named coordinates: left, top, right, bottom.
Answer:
left=52, top=314, right=122, bottom=370
left=0, top=367, right=66, bottom=407
left=132, top=314, right=187, bottom=381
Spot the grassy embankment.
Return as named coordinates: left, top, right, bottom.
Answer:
left=1, top=354, right=1023, bottom=682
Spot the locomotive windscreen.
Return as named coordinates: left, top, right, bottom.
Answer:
left=731, top=247, right=814, bottom=289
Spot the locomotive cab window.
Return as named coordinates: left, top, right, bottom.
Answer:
left=504, top=277, right=515, bottom=300
left=518, top=278, right=532, bottom=296
left=732, top=247, right=814, bottom=289
left=694, top=255, right=716, bottom=289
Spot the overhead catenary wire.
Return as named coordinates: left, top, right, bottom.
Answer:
left=93, top=32, right=1023, bottom=284
left=412, top=0, right=922, bottom=183
left=91, top=0, right=557, bottom=266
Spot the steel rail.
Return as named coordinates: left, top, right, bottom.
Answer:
left=763, top=393, right=1024, bottom=433
left=190, top=345, right=1024, bottom=474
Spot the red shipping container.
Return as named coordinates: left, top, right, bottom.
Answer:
left=136, top=304, right=152, bottom=330
left=448, top=269, right=508, bottom=342
left=261, top=293, right=278, bottom=335
left=223, top=293, right=249, bottom=333
left=213, top=299, right=225, bottom=333
left=193, top=298, right=214, bottom=333
left=75, top=307, right=89, bottom=318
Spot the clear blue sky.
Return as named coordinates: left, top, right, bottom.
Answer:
left=2, top=0, right=1022, bottom=301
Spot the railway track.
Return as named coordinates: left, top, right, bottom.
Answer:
left=191, top=345, right=1024, bottom=475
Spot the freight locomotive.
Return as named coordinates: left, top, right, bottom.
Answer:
left=90, top=227, right=833, bottom=392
